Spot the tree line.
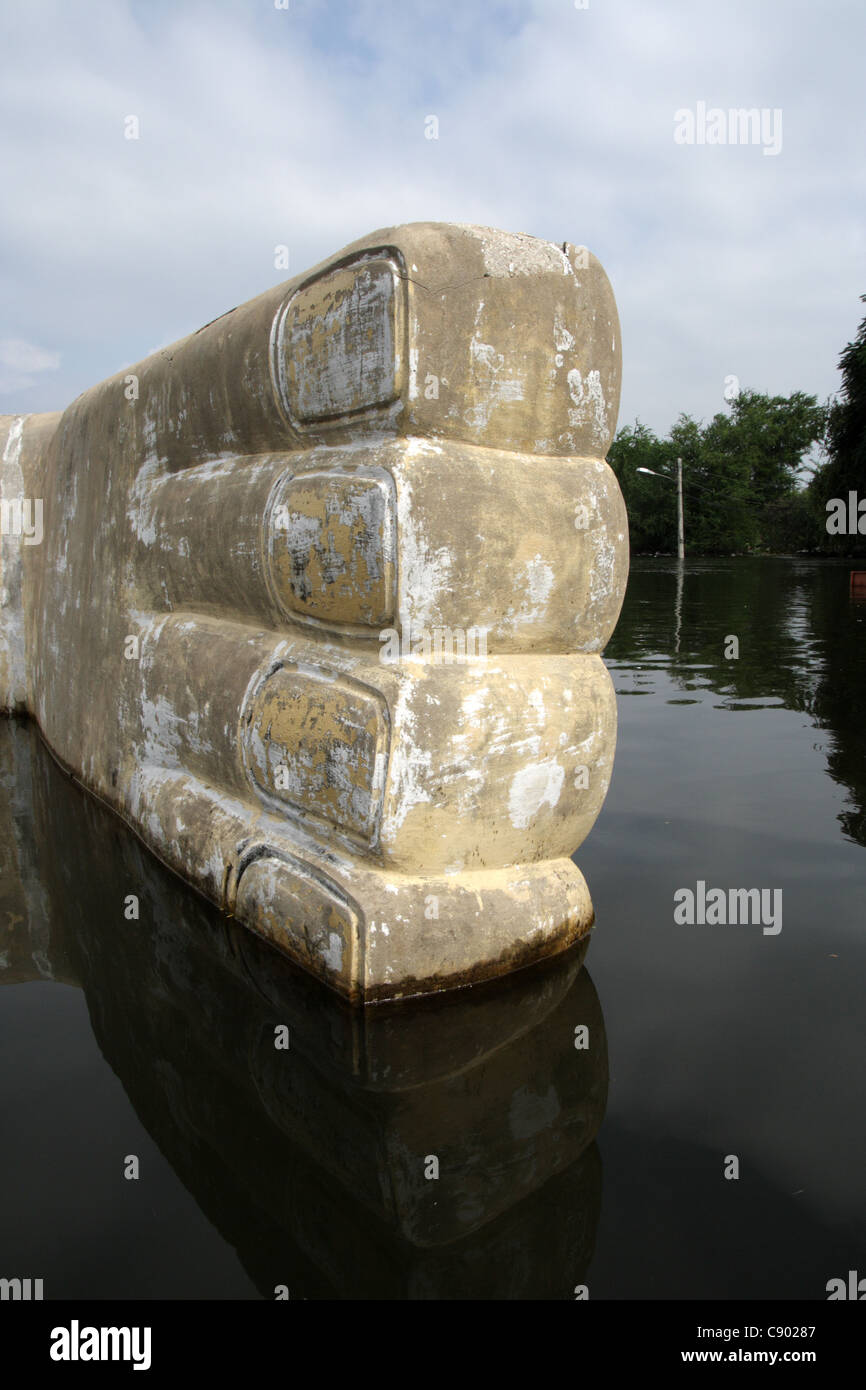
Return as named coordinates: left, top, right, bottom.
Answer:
left=607, top=295, right=866, bottom=555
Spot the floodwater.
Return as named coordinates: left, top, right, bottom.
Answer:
left=1, top=556, right=864, bottom=1299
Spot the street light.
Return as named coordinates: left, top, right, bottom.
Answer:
left=636, top=458, right=684, bottom=560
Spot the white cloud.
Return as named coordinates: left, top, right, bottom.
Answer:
left=0, top=338, right=61, bottom=394
left=0, top=0, right=862, bottom=430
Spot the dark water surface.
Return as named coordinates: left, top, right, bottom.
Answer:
left=1, top=556, right=864, bottom=1299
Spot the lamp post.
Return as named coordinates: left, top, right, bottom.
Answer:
left=637, top=458, right=685, bottom=560
left=636, top=459, right=685, bottom=653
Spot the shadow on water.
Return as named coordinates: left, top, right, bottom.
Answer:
left=608, top=557, right=866, bottom=848
left=0, top=719, right=606, bottom=1300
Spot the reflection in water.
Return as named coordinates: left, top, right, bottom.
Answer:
left=673, top=558, right=683, bottom=656
left=0, top=720, right=607, bottom=1300
left=608, top=558, right=866, bottom=847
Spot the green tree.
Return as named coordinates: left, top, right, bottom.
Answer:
left=671, top=410, right=752, bottom=553
left=610, top=391, right=826, bottom=555
left=607, top=421, right=676, bottom=552
left=700, top=390, right=824, bottom=552
left=810, top=295, right=866, bottom=553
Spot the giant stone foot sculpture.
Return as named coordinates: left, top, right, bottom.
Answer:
left=0, top=222, right=628, bottom=1002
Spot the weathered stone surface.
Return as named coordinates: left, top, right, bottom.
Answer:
left=0, top=221, right=628, bottom=1001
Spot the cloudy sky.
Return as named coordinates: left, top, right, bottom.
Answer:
left=1, top=0, right=863, bottom=436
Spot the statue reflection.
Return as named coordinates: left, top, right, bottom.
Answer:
left=0, top=719, right=607, bottom=1299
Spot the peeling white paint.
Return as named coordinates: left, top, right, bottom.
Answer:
left=380, top=679, right=433, bottom=838
left=502, top=555, right=555, bottom=632
left=553, top=315, right=575, bottom=353
left=323, top=931, right=343, bottom=971
left=508, top=758, right=565, bottom=829
left=459, top=225, right=573, bottom=279
left=464, top=317, right=525, bottom=432
left=394, top=474, right=453, bottom=631
left=566, top=368, right=609, bottom=449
